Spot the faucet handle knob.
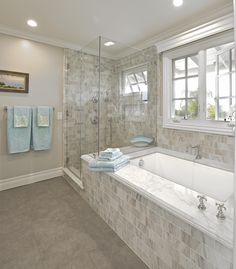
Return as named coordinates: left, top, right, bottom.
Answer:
left=216, top=203, right=226, bottom=211
left=216, top=203, right=226, bottom=220
left=197, top=195, right=207, bottom=210
left=197, top=195, right=207, bottom=201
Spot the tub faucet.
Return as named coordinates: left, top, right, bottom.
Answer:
left=216, top=203, right=226, bottom=220
left=191, top=145, right=201, bottom=160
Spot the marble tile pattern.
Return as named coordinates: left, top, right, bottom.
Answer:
left=64, top=45, right=234, bottom=174
left=63, top=46, right=158, bottom=173
left=80, top=159, right=233, bottom=269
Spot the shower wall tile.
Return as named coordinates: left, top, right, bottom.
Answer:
left=64, top=45, right=234, bottom=170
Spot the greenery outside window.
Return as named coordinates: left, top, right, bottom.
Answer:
left=163, top=31, right=235, bottom=136
left=122, top=65, right=148, bottom=101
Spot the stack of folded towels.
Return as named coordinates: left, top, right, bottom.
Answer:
left=89, top=148, right=129, bottom=172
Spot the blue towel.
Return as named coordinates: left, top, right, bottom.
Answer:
left=14, top=106, right=30, bottom=128
left=7, top=106, right=32, bottom=154
left=32, top=107, right=53, bottom=151
left=98, top=151, right=123, bottom=161
left=89, top=155, right=129, bottom=170
left=37, top=106, right=50, bottom=127
left=89, top=159, right=129, bottom=172
left=100, top=148, right=120, bottom=158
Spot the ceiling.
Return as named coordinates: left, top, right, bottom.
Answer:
left=0, top=0, right=233, bottom=51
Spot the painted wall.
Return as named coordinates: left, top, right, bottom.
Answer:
left=0, top=34, right=63, bottom=180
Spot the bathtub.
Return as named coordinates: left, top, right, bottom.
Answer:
left=131, top=151, right=234, bottom=202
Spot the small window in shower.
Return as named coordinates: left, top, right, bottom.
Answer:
left=122, top=65, right=148, bottom=101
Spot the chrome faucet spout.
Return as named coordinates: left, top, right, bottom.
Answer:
left=191, top=145, right=201, bottom=160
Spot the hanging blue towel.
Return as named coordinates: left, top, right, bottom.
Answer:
left=14, top=106, right=30, bottom=128
left=32, top=106, right=53, bottom=151
left=7, top=106, right=32, bottom=154
left=37, top=106, right=50, bottom=127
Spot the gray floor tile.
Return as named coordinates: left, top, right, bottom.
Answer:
left=0, top=177, right=149, bottom=269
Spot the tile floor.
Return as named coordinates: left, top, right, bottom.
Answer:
left=0, top=177, right=149, bottom=269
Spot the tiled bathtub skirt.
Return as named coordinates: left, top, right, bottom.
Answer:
left=80, top=161, right=233, bottom=269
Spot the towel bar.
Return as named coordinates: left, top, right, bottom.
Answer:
left=4, top=106, right=55, bottom=111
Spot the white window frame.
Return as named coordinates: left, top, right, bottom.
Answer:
left=163, top=30, right=235, bottom=136
left=121, top=64, right=148, bottom=99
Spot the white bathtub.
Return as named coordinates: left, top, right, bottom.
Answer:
left=131, top=152, right=234, bottom=202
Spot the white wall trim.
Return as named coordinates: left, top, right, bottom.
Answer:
left=156, top=13, right=234, bottom=53
left=0, top=167, right=63, bottom=191
left=0, top=24, right=82, bottom=51
left=63, top=168, right=84, bottom=190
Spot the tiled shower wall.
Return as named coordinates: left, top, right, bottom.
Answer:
left=110, top=46, right=158, bottom=146
left=64, top=45, right=234, bottom=169
left=64, top=49, right=116, bottom=173
left=64, top=46, right=158, bottom=172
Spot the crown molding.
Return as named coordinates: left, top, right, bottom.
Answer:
left=0, top=2, right=233, bottom=57
left=0, top=24, right=82, bottom=51
left=156, top=13, right=234, bottom=53
left=134, top=2, right=233, bottom=50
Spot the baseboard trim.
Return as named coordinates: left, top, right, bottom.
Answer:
left=0, top=167, right=64, bottom=191
left=63, top=168, right=84, bottom=190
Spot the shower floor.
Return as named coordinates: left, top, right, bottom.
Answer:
left=0, top=177, right=148, bottom=269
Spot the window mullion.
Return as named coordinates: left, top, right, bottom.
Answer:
left=229, top=49, right=232, bottom=105
left=185, top=57, right=188, bottom=119
left=216, top=55, right=220, bottom=120
left=198, top=50, right=206, bottom=121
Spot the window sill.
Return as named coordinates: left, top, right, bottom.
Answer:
left=163, top=120, right=234, bottom=136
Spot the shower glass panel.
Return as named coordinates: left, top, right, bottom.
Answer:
left=64, top=36, right=158, bottom=178
left=99, top=37, right=157, bottom=150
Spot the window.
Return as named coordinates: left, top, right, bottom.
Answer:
left=206, top=45, right=235, bottom=121
left=173, top=55, right=199, bottom=120
left=122, top=65, right=148, bottom=101
left=163, top=31, right=235, bottom=135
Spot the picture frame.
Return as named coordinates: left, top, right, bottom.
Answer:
left=0, top=70, right=29, bottom=93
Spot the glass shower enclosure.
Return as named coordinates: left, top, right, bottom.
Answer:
left=64, top=36, right=158, bottom=179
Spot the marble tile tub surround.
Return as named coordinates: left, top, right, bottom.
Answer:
left=80, top=157, right=233, bottom=269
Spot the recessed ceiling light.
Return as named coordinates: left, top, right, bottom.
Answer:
left=27, top=19, right=38, bottom=27
left=104, top=41, right=115, bottom=47
left=173, top=0, right=183, bottom=7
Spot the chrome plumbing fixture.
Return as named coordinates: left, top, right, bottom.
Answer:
left=138, top=159, right=144, bottom=167
left=92, top=96, right=98, bottom=103
left=197, top=195, right=207, bottom=210
left=216, top=203, right=226, bottom=220
left=191, top=145, right=201, bottom=160
left=91, top=116, right=98, bottom=124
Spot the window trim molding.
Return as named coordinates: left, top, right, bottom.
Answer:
left=162, top=31, right=235, bottom=136
left=156, top=13, right=234, bottom=53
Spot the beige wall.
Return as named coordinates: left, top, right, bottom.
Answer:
left=0, top=34, right=63, bottom=180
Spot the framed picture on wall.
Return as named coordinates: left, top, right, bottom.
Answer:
left=0, top=70, right=29, bottom=93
